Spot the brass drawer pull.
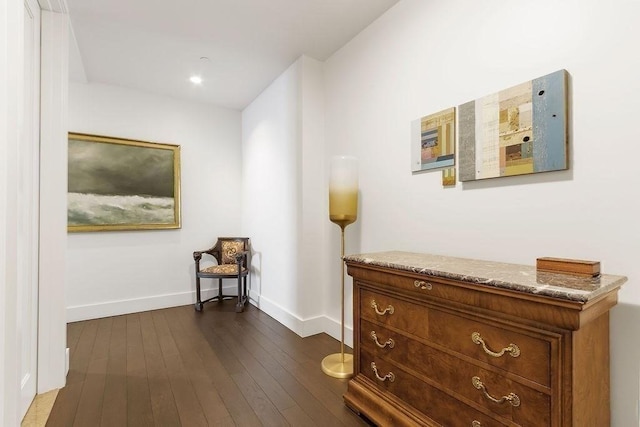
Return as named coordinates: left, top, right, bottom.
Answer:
left=471, top=376, right=520, bottom=407
left=371, top=362, right=395, bottom=382
left=413, top=280, right=432, bottom=290
left=472, top=422, right=482, bottom=427
left=370, top=331, right=395, bottom=349
left=471, top=332, right=520, bottom=358
left=371, top=300, right=394, bottom=316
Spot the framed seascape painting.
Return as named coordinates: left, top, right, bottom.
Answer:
left=67, top=133, right=181, bottom=232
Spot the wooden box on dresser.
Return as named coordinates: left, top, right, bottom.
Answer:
left=343, top=252, right=627, bottom=427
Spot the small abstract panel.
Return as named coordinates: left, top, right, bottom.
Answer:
left=442, top=167, right=456, bottom=187
left=458, top=70, right=568, bottom=181
left=411, top=107, right=456, bottom=173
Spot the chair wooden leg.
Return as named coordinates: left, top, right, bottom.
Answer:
left=218, top=279, right=223, bottom=302
left=195, top=276, right=203, bottom=312
left=235, top=274, right=244, bottom=313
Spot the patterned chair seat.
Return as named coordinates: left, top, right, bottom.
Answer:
left=201, top=264, right=246, bottom=275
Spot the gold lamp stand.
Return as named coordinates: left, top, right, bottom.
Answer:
left=322, top=155, right=358, bottom=379
left=321, top=225, right=354, bottom=378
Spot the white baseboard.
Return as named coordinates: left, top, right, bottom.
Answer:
left=251, top=291, right=353, bottom=348
left=321, top=313, right=354, bottom=349
left=66, top=285, right=237, bottom=322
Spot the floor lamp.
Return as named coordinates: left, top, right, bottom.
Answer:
left=321, top=155, right=358, bottom=379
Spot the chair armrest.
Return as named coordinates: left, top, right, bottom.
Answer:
left=194, top=248, right=218, bottom=262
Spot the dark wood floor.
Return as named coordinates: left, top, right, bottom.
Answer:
left=46, top=302, right=371, bottom=427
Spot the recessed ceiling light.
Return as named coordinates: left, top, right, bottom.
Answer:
left=190, top=75, right=203, bottom=85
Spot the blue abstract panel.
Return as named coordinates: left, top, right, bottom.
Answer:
left=458, top=70, right=568, bottom=182
left=532, top=70, right=567, bottom=172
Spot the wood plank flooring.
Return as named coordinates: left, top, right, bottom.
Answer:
left=46, top=303, right=371, bottom=427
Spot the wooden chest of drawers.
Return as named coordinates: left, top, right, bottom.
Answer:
left=343, top=252, right=626, bottom=427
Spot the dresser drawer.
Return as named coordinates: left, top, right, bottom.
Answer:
left=356, top=269, right=481, bottom=305
left=361, top=288, right=431, bottom=336
left=360, top=289, right=554, bottom=386
left=360, top=349, right=514, bottom=427
left=428, top=309, right=555, bottom=387
left=361, top=320, right=551, bottom=426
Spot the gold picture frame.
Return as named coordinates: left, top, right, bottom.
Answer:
left=67, top=133, right=181, bottom=232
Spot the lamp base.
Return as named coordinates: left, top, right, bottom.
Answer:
left=321, top=353, right=354, bottom=379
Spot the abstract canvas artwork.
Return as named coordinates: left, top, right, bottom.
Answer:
left=67, top=133, right=181, bottom=232
left=458, top=70, right=568, bottom=181
left=411, top=107, right=455, bottom=173
left=442, top=167, right=456, bottom=187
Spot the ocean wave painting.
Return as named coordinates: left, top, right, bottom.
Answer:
left=68, top=192, right=175, bottom=225
left=67, top=133, right=180, bottom=231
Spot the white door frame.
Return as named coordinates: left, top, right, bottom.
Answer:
left=38, top=1, right=69, bottom=395
left=19, top=0, right=41, bottom=418
left=1, top=0, right=27, bottom=424
left=0, top=0, right=68, bottom=425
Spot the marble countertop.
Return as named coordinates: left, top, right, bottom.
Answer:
left=343, top=251, right=627, bottom=303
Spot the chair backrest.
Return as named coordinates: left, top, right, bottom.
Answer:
left=215, top=237, right=250, bottom=266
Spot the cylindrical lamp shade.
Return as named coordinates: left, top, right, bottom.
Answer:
left=329, top=155, right=358, bottom=227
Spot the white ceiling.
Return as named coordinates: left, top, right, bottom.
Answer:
left=67, top=0, right=400, bottom=110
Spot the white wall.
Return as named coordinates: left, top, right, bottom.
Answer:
left=323, top=0, right=640, bottom=425
left=67, top=82, right=242, bottom=321
left=242, top=56, right=330, bottom=337
left=298, top=57, right=330, bottom=334
left=242, top=59, right=301, bottom=329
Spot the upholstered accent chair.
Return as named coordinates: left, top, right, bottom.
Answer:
left=193, top=237, right=250, bottom=312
